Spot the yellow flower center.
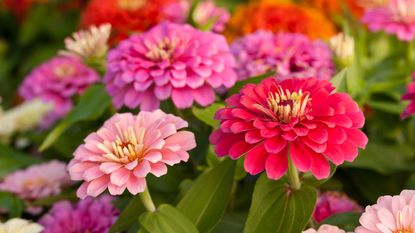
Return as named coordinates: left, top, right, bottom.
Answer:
left=97, top=124, right=146, bottom=163
left=118, top=0, right=146, bottom=11
left=394, top=208, right=414, bottom=233
left=146, top=37, right=178, bottom=61
left=255, top=87, right=311, bottom=123
left=54, top=64, right=75, bottom=79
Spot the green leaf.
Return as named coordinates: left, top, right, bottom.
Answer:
left=0, top=143, right=41, bottom=177
left=0, top=192, right=25, bottom=218
left=33, top=189, right=77, bottom=206
left=342, top=143, right=415, bottom=174
left=139, top=204, right=199, bottom=233
left=243, top=175, right=317, bottom=233
left=178, top=158, right=236, bottom=233
left=40, top=84, right=111, bottom=151
left=330, top=69, right=348, bottom=92
left=192, top=103, right=224, bottom=127
left=110, top=195, right=145, bottom=233
left=320, top=212, right=361, bottom=231
left=368, top=100, right=406, bottom=114
left=228, top=70, right=276, bottom=96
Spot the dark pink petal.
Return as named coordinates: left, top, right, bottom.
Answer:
left=289, top=141, right=312, bottom=172
left=244, top=144, right=269, bottom=175
left=265, top=149, right=288, bottom=180
left=229, top=141, right=255, bottom=159
left=264, top=137, right=287, bottom=154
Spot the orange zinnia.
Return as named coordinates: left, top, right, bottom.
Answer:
left=225, top=1, right=336, bottom=41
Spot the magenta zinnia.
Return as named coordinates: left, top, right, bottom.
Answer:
left=210, top=78, right=368, bottom=180
left=313, top=191, right=362, bottom=223
left=402, top=73, right=415, bottom=119
left=230, top=31, right=335, bottom=81
left=68, top=110, right=196, bottom=198
left=104, top=22, right=237, bottom=110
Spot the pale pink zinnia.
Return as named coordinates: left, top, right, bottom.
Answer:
left=362, top=0, right=415, bottom=41
left=210, top=78, right=368, bottom=180
left=0, top=160, right=71, bottom=200
left=356, top=190, right=415, bottom=233
left=19, top=56, right=100, bottom=127
left=68, top=110, right=196, bottom=198
left=104, top=22, right=237, bottom=110
left=303, top=224, right=350, bottom=233
left=230, top=31, right=335, bottom=81
left=401, top=72, right=415, bottom=119
left=313, top=191, right=362, bottom=223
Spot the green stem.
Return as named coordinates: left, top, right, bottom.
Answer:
left=288, top=159, right=301, bottom=190
left=139, top=187, right=156, bottom=212
left=407, top=41, right=414, bottom=76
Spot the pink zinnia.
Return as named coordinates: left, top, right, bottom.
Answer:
left=19, top=56, right=99, bottom=126
left=402, top=73, right=415, bottom=119
left=362, top=0, right=415, bottom=41
left=68, top=110, right=196, bottom=198
left=40, top=195, right=118, bottom=233
left=0, top=160, right=71, bottom=200
left=209, top=78, right=367, bottom=180
left=356, top=190, right=415, bottom=233
left=230, top=31, right=335, bottom=81
left=303, top=224, right=350, bottom=233
left=104, top=22, right=237, bottom=110
left=313, top=191, right=362, bottom=223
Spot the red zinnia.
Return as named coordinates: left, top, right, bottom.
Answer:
left=209, top=78, right=368, bottom=180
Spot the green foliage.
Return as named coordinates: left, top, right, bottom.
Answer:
left=0, top=143, right=41, bottom=177
left=110, top=196, right=145, bottom=233
left=192, top=103, right=224, bottom=127
left=320, top=212, right=361, bottom=231
left=0, top=192, right=25, bottom=218
left=243, top=175, right=317, bottom=233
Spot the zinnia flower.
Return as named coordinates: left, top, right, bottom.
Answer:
left=209, top=78, right=367, bottom=180
left=313, top=191, right=362, bottom=223
left=362, top=0, right=415, bottom=41
left=225, top=1, right=336, bottom=41
left=40, top=195, right=118, bottom=233
left=104, top=22, right=237, bottom=110
left=0, top=218, right=43, bottom=233
left=402, top=72, right=415, bottom=119
left=80, top=0, right=180, bottom=41
left=303, top=224, right=349, bottom=233
left=68, top=110, right=196, bottom=198
left=355, top=190, right=415, bottom=233
left=0, top=160, right=72, bottom=200
left=60, top=24, right=112, bottom=61
left=230, top=31, right=335, bottom=81
left=19, top=56, right=100, bottom=127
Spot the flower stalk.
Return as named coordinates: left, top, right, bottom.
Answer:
left=139, top=187, right=156, bottom=212
left=288, top=158, right=301, bottom=190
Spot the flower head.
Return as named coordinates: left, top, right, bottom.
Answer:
left=210, top=78, right=367, bottom=180
left=329, top=33, right=355, bottom=67
left=0, top=160, right=72, bottom=200
left=303, top=224, right=349, bottom=233
left=60, top=24, right=112, bottom=61
left=362, top=0, right=415, bottom=41
left=402, top=72, right=415, bottom=119
left=19, top=56, right=100, bottom=127
left=81, top=0, right=180, bottom=41
left=313, top=191, right=362, bottom=223
left=40, top=195, right=118, bottom=233
left=104, top=22, right=237, bottom=110
left=230, top=31, right=335, bottom=81
left=356, top=190, right=415, bottom=233
left=68, top=110, right=196, bottom=198
left=0, top=218, right=43, bottom=233
left=225, top=2, right=336, bottom=41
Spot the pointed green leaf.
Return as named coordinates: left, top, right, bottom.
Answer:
left=139, top=204, right=198, bottom=233
left=192, top=103, right=224, bottom=127
left=40, top=84, right=111, bottom=151
left=243, top=174, right=317, bottom=233
left=109, top=195, right=145, bottom=233
left=178, top=158, right=236, bottom=233
left=330, top=69, right=348, bottom=92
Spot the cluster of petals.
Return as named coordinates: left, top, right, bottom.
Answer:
left=402, top=72, right=415, bottom=119
left=19, top=56, right=99, bottom=127
left=230, top=31, right=335, bottom=81
left=68, top=110, right=196, bottom=198
left=80, top=0, right=181, bottom=41
left=0, top=160, right=72, bottom=200
left=356, top=190, right=415, bottom=233
left=303, top=224, right=350, bottom=233
left=40, top=195, right=118, bottom=233
left=225, top=1, right=336, bottom=41
left=0, top=218, right=43, bottom=233
left=313, top=191, right=362, bottom=223
left=210, top=78, right=368, bottom=180
left=361, top=0, right=415, bottom=41
left=164, top=0, right=230, bottom=32
left=104, top=22, right=237, bottom=110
